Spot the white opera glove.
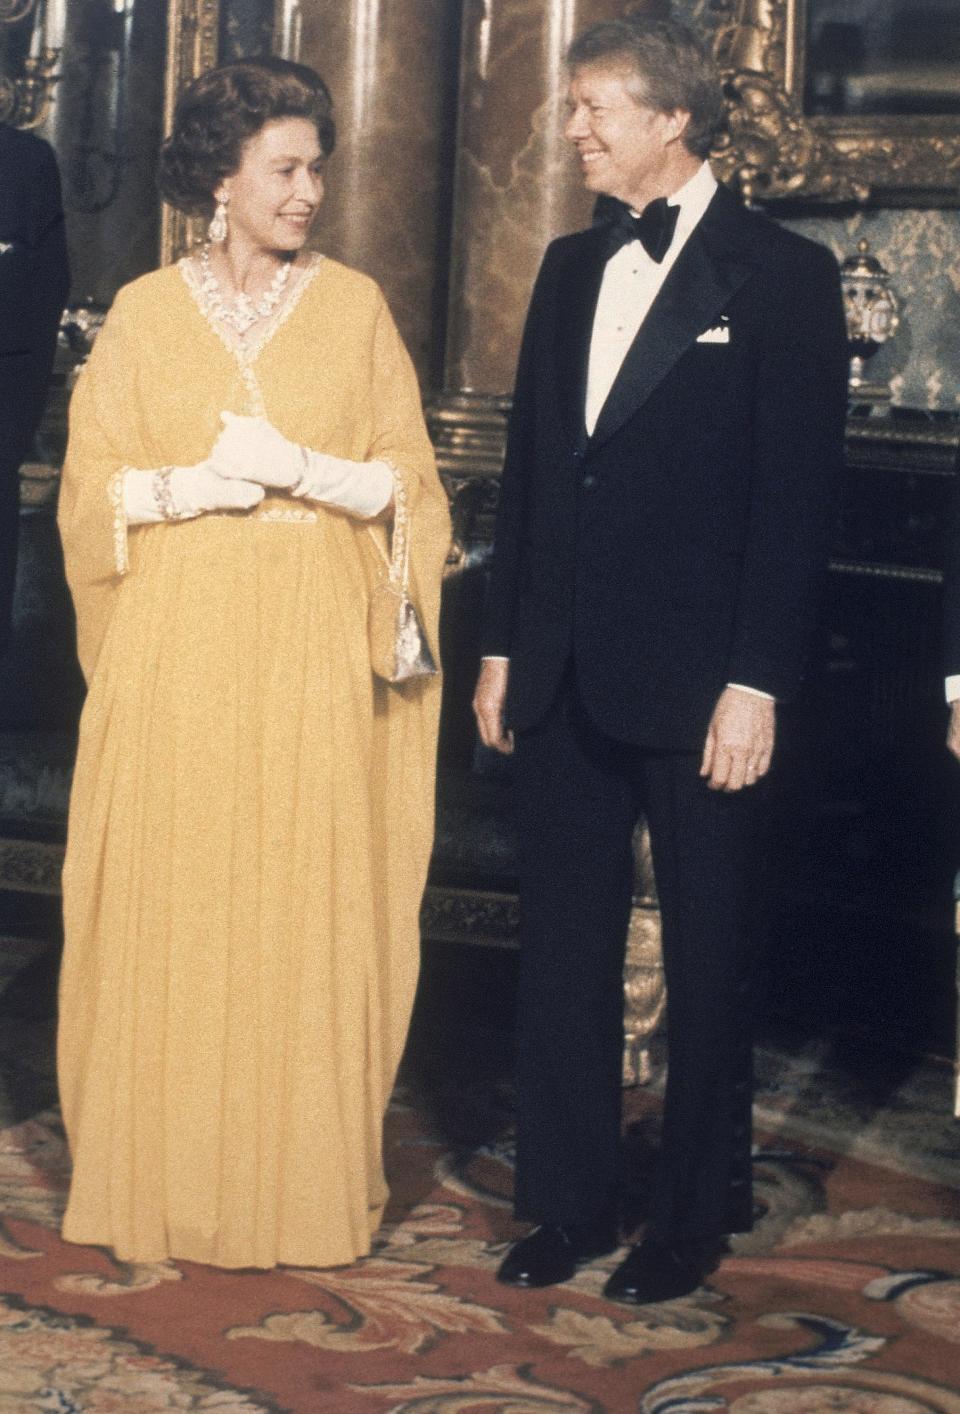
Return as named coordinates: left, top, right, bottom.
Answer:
left=290, top=447, right=394, bottom=520
left=121, top=462, right=265, bottom=525
left=211, top=412, right=394, bottom=519
left=210, top=412, right=303, bottom=489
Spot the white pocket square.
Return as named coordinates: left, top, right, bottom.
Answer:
left=697, top=324, right=730, bottom=344
left=0, top=243, right=12, bottom=256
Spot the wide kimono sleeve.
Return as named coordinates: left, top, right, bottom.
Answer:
left=57, top=285, right=147, bottom=683
left=365, top=289, right=451, bottom=662
left=362, top=289, right=451, bottom=1084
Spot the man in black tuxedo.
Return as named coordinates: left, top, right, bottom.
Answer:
left=0, top=123, right=69, bottom=656
left=473, top=8, right=848, bottom=1303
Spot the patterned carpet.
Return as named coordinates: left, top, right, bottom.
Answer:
left=1, top=933, right=959, bottom=1413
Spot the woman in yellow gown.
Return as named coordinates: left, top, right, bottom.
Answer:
left=56, top=58, right=450, bottom=1269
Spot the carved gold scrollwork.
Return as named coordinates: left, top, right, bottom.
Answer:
left=714, top=70, right=868, bottom=204
left=711, top=0, right=960, bottom=207
left=160, top=0, right=222, bottom=264
left=0, top=0, right=59, bottom=130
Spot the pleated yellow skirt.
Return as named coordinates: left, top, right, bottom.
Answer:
left=58, top=512, right=412, bottom=1268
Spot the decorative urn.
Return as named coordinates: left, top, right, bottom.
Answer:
left=840, top=238, right=900, bottom=403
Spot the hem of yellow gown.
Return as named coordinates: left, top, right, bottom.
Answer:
left=59, top=1202, right=387, bottom=1271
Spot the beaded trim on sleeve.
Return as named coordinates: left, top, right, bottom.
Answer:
left=109, top=470, right=129, bottom=576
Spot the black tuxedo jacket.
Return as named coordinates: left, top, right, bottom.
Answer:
left=482, top=183, right=849, bottom=750
left=0, top=123, right=69, bottom=651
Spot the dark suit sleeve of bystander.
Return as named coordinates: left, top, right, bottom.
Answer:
left=23, top=139, right=70, bottom=463
left=725, top=239, right=848, bottom=701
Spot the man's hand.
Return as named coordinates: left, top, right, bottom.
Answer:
left=700, top=686, right=775, bottom=792
left=948, top=702, right=960, bottom=762
left=473, top=658, right=514, bottom=755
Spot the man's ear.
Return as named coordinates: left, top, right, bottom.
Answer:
left=663, top=108, right=693, bottom=147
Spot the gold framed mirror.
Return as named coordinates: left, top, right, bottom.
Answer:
left=161, top=0, right=221, bottom=264
left=711, top=0, right=960, bottom=206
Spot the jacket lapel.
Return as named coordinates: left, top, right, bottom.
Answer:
left=588, top=186, right=758, bottom=453
left=556, top=227, right=609, bottom=452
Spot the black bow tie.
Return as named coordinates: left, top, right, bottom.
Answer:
left=602, top=197, right=680, bottom=264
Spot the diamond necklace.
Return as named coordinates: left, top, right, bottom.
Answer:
left=198, top=245, right=293, bottom=336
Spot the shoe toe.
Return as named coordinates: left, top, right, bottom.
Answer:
left=496, top=1227, right=576, bottom=1288
left=603, top=1239, right=707, bottom=1305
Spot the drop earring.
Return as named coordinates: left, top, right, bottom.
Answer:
left=208, top=196, right=228, bottom=244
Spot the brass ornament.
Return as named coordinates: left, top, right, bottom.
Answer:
left=623, top=907, right=666, bottom=1088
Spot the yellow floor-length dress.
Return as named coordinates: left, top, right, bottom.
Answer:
left=56, top=255, right=451, bottom=1268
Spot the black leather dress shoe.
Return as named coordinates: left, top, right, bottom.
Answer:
left=603, top=1235, right=722, bottom=1304
left=497, top=1217, right=619, bottom=1288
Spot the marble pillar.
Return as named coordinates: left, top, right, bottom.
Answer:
left=276, top=0, right=459, bottom=388
left=444, top=0, right=625, bottom=401
left=430, top=0, right=625, bottom=511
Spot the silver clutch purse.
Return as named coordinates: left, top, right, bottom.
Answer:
left=368, top=476, right=438, bottom=684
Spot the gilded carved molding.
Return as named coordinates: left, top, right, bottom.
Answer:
left=623, top=908, right=665, bottom=1088
left=160, top=0, right=221, bottom=265
left=845, top=414, right=960, bottom=472
left=711, top=0, right=960, bottom=206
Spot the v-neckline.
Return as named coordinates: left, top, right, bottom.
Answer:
left=178, top=250, right=325, bottom=368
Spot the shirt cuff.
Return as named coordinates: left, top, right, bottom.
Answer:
left=481, top=656, right=510, bottom=663
left=727, top=682, right=775, bottom=702
left=946, top=675, right=960, bottom=704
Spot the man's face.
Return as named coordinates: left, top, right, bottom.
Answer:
left=563, top=62, right=683, bottom=209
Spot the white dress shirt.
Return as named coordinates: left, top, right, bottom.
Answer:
left=946, top=676, right=959, bottom=704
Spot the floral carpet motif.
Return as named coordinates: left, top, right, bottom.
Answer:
left=0, top=1076, right=959, bottom=1412
left=2, top=931, right=960, bottom=1411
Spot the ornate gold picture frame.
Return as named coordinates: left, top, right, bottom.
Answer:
left=711, top=0, right=960, bottom=206
left=160, top=0, right=221, bottom=263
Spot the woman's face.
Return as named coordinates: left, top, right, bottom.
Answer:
left=217, top=116, right=324, bottom=254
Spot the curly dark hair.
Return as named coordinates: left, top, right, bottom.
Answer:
left=567, top=6, right=725, bottom=160
left=158, top=57, right=336, bottom=216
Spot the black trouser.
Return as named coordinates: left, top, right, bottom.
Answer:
left=511, top=674, right=767, bottom=1242
left=0, top=461, right=20, bottom=659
